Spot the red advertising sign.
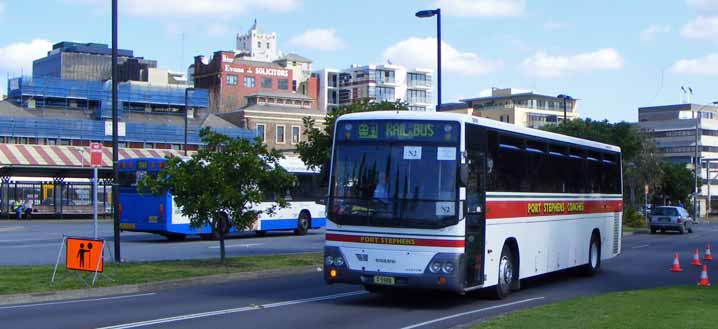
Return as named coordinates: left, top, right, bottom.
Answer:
left=90, top=143, right=102, bottom=167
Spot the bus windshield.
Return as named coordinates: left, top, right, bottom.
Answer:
left=329, top=142, right=459, bottom=229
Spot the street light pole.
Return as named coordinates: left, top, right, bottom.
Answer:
left=415, top=8, right=441, bottom=111
left=111, top=0, right=121, bottom=262
left=557, top=94, right=572, bottom=123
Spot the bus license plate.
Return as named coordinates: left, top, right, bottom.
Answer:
left=119, top=223, right=135, bottom=230
left=373, top=275, right=395, bottom=285
left=148, top=216, right=158, bottom=223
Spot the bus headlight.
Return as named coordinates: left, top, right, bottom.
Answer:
left=442, top=261, right=455, bottom=273
left=335, top=256, right=345, bottom=267
left=429, top=261, right=442, bottom=273
left=325, top=256, right=334, bottom=266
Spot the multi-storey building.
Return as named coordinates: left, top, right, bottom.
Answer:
left=315, top=64, right=433, bottom=112
left=638, top=103, right=718, bottom=215
left=192, top=22, right=320, bottom=153
left=439, top=88, right=579, bottom=128
left=33, top=41, right=161, bottom=83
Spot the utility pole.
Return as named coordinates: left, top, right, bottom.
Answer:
left=111, top=0, right=121, bottom=262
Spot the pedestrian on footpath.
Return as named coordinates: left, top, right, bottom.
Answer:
left=23, top=200, right=32, bottom=219
left=15, top=200, right=23, bottom=220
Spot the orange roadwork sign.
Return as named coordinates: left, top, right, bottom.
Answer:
left=66, top=238, right=103, bottom=272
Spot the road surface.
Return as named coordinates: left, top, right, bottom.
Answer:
left=0, top=221, right=324, bottom=265
left=3, top=223, right=717, bottom=329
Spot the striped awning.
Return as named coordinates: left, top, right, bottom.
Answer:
left=0, top=144, right=185, bottom=168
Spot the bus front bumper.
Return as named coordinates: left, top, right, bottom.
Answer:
left=323, top=247, right=465, bottom=293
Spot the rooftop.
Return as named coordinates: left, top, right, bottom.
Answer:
left=276, top=53, right=312, bottom=63
left=247, top=90, right=313, bottom=100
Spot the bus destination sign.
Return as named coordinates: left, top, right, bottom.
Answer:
left=341, top=120, right=458, bottom=142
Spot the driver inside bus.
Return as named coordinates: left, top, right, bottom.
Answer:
left=373, top=172, right=390, bottom=199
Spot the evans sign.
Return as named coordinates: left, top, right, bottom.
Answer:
left=223, top=64, right=288, bottom=77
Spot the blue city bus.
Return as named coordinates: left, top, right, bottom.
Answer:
left=118, top=157, right=326, bottom=240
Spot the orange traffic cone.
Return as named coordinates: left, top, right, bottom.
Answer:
left=704, top=244, right=713, bottom=261
left=671, top=253, right=683, bottom=272
left=692, top=248, right=703, bottom=266
left=698, top=265, right=711, bottom=286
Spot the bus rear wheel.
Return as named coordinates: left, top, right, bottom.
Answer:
left=582, top=233, right=601, bottom=276
left=294, top=212, right=310, bottom=236
left=493, top=245, right=516, bottom=299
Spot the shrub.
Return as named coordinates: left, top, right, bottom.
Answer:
left=623, top=208, right=646, bottom=228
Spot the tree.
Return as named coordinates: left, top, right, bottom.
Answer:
left=658, top=162, right=700, bottom=207
left=296, top=100, right=408, bottom=174
left=543, top=119, right=663, bottom=209
left=138, top=128, right=295, bottom=262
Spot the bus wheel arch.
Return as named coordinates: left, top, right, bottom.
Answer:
left=294, top=210, right=311, bottom=235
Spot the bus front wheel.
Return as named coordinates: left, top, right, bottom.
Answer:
left=493, top=245, right=517, bottom=299
left=294, top=212, right=310, bottom=236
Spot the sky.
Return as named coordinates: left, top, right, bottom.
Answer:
left=0, top=0, right=717, bottom=123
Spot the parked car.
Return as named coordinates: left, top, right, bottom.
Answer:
left=649, top=206, right=694, bottom=234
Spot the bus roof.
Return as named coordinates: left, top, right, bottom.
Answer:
left=336, top=111, right=621, bottom=153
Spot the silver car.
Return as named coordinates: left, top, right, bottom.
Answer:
left=649, top=206, right=694, bottom=234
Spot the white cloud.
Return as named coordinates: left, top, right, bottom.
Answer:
left=0, top=39, right=53, bottom=75
left=640, top=25, right=671, bottom=41
left=681, top=16, right=718, bottom=40
left=382, top=37, right=502, bottom=75
left=289, top=29, right=345, bottom=51
left=64, top=0, right=301, bottom=17
left=686, top=0, right=718, bottom=10
left=669, top=53, right=718, bottom=75
left=543, top=21, right=568, bottom=31
left=521, top=48, right=624, bottom=78
left=434, top=0, right=525, bottom=17
left=0, top=2, right=5, bottom=15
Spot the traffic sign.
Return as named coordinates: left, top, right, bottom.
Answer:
left=65, top=237, right=104, bottom=272
left=90, top=142, right=102, bottom=167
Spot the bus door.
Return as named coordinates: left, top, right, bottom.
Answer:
left=464, top=150, right=486, bottom=287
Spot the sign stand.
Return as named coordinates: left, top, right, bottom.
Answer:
left=51, top=236, right=116, bottom=287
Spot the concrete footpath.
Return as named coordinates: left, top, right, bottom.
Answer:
left=0, top=266, right=321, bottom=306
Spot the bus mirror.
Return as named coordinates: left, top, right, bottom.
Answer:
left=459, top=165, right=469, bottom=187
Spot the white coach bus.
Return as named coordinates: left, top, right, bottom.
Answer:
left=323, top=111, right=622, bottom=297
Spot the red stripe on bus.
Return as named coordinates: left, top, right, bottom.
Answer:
left=486, top=199, right=623, bottom=220
left=325, top=233, right=465, bottom=247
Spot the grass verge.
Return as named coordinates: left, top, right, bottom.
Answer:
left=475, top=286, right=718, bottom=329
left=621, top=225, right=645, bottom=233
left=0, top=253, right=321, bottom=295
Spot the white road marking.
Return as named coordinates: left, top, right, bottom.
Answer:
left=208, top=243, right=262, bottom=249
left=631, top=244, right=650, bottom=249
left=97, top=290, right=366, bottom=329
left=0, top=226, right=25, bottom=233
left=399, top=297, right=545, bottom=329
left=0, top=293, right=157, bottom=310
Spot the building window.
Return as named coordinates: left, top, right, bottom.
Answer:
left=276, top=125, right=285, bottom=144
left=261, top=77, right=272, bottom=89
left=375, top=87, right=395, bottom=102
left=257, top=41, right=261, bottom=48
left=278, top=79, right=289, bottom=90
left=244, top=76, right=256, bottom=88
left=408, top=89, right=427, bottom=104
left=266, top=42, right=270, bottom=48
left=256, top=124, right=266, bottom=142
left=291, top=126, right=300, bottom=144
left=226, top=75, right=238, bottom=86
left=292, top=80, right=297, bottom=92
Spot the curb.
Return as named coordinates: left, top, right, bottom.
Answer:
left=0, top=266, right=321, bottom=306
